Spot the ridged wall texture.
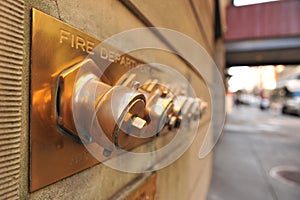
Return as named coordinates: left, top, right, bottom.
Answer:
left=0, top=0, right=24, bottom=199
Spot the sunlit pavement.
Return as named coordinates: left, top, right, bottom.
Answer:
left=207, top=106, right=300, bottom=200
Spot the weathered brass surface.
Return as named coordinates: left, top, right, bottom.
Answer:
left=31, top=8, right=172, bottom=192
left=31, top=8, right=100, bottom=191
left=125, top=174, right=157, bottom=200
left=31, top=9, right=207, bottom=192
left=30, top=9, right=144, bottom=191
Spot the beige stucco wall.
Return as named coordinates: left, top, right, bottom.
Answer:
left=0, top=0, right=225, bottom=199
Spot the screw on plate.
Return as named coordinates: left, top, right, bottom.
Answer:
left=103, top=149, right=112, bottom=157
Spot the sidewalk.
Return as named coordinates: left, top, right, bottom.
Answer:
left=208, top=106, right=300, bottom=200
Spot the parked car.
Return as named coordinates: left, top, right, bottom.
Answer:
left=260, top=98, right=270, bottom=110
left=282, top=91, right=300, bottom=116
left=271, top=80, right=300, bottom=116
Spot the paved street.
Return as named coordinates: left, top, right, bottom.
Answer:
left=208, top=106, right=300, bottom=200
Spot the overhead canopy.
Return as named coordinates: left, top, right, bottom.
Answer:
left=226, top=37, right=300, bottom=66
left=225, top=1, right=300, bottom=67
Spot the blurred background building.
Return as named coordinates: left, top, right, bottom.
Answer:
left=209, top=1, right=300, bottom=200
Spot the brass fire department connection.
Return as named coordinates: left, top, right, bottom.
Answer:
left=57, top=59, right=207, bottom=152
